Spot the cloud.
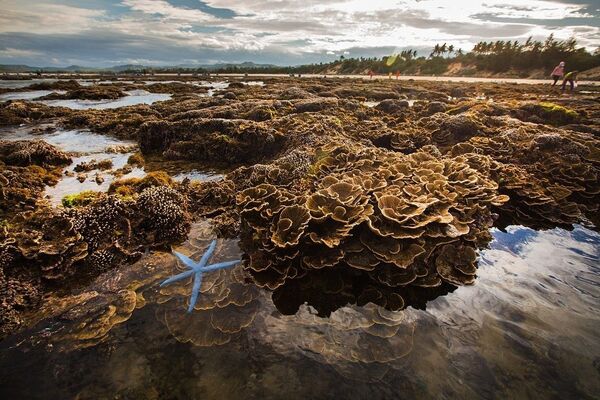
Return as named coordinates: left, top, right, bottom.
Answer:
left=0, top=0, right=597, bottom=66
left=0, top=47, right=44, bottom=58
left=0, top=1, right=105, bottom=34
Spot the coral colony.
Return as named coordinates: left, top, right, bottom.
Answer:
left=160, top=240, right=241, bottom=312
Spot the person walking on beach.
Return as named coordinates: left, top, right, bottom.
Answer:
left=551, top=61, right=565, bottom=86
left=368, top=70, right=374, bottom=80
left=561, top=70, right=578, bottom=92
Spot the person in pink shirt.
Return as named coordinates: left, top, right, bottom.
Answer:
left=551, top=61, right=565, bottom=86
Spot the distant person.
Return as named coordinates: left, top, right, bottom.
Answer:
left=561, top=70, right=578, bottom=92
left=551, top=61, right=565, bottom=86
left=388, top=72, right=392, bottom=79
left=368, top=70, right=374, bottom=80
left=395, top=71, right=400, bottom=80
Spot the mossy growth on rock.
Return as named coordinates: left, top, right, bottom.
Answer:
left=127, top=152, right=144, bottom=166
left=61, top=191, right=102, bottom=208
left=534, top=102, right=580, bottom=126
left=109, top=171, right=173, bottom=197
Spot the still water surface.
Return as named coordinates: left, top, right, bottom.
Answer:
left=0, top=221, right=597, bottom=399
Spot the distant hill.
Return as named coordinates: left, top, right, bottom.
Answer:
left=0, top=61, right=277, bottom=73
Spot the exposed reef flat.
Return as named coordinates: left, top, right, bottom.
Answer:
left=0, top=75, right=598, bottom=342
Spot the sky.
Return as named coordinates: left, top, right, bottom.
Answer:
left=0, top=0, right=599, bottom=67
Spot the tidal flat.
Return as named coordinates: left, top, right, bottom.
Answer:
left=0, top=75, right=598, bottom=399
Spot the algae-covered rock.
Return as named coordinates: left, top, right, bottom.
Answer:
left=519, top=102, right=580, bottom=126
left=0, top=139, right=71, bottom=167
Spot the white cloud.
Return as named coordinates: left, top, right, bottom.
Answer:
left=0, top=0, right=597, bottom=66
left=0, top=47, right=43, bottom=58
left=121, top=0, right=214, bottom=22
left=0, top=1, right=105, bottom=34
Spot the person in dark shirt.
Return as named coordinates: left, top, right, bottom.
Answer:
left=561, top=70, right=578, bottom=92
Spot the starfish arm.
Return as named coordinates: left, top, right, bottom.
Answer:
left=194, top=239, right=217, bottom=272
left=187, top=271, right=204, bottom=313
left=173, top=251, right=199, bottom=270
left=202, top=260, right=241, bottom=272
left=159, top=270, right=194, bottom=287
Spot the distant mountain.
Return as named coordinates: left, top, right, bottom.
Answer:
left=193, top=62, right=278, bottom=70
left=0, top=61, right=278, bottom=73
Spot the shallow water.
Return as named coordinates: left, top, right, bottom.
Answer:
left=1, top=127, right=224, bottom=204
left=0, top=90, right=65, bottom=101
left=39, top=90, right=172, bottom=109
left=0, top=126, right=134, bottom=153
left=45, top=153, right=146, bottom=205
left=172, top=169, right=223, bottom=182
left=364, top=99, right=417, bottom=108
left=0, top=222, right=597, bottom=399
left=0, top=79, right=57, bottom=89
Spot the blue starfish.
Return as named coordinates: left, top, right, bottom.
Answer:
left=160, top=240, right=241, bottom=313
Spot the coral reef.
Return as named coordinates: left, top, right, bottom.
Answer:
left=237, top=145, right=507, bottom=310
left=1, top=76, right=598, bottom=341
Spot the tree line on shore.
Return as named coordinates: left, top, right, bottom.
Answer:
left=146, top=35, right=598, bottom=77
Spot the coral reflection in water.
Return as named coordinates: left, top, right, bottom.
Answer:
left=0, top=224, right=598, bottom=398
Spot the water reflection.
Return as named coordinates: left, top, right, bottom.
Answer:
left=0, top=126, right=134, bottom=153
left=0, top=127, right=144, bottom=204
left=0, top=90, right=65, bottom=101
left=45, top=153, right=146, bottom=205
left=0, top=79, right=57, bottom=89
left=39, top=90, right=171, bottom=109
left=0, top=222, right=597, bottom=398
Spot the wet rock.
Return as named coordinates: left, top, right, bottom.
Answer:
left=425, top=101, right=448, bottom=115
left=450, top=88, right=467, bottom=98
left=139, top=118, right=286, bottom=165
left=517, top=102, right=580, bottom=126
left=293, top=97, right=339, bottom=113
left=375, top=99, right=410, bottom=114
left=228, top=82, right=246, bottom=89
left=430, top=114, right=484, bottom=147
left=38, top=86, right=126, bottom=101
left=0, top=140, right=71, bottom=167
left=74, top=158, right=113, bottom=172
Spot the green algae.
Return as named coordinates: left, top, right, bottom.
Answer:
left=61, top=191, right=102, bottom=208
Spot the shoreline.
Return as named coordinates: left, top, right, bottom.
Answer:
left=2, top=72, right=599, bottom=86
